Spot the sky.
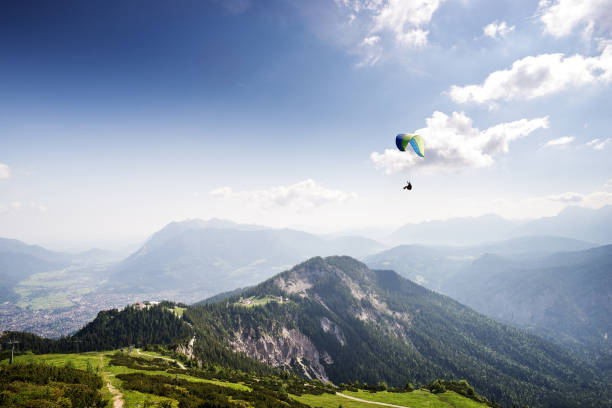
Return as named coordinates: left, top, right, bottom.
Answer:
left=1, top=0, right=611, bottom=250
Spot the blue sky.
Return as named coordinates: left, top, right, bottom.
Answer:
left=1, top=0, right=611, bottom=249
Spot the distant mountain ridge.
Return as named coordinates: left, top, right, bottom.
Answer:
left=107, top=219, right=387, bottom=297
left=365, top=235, right=595, bottom=292
left=388, top=205, right=612, bottom=245
left=366, top=237, right=611, bottom=368
left=443, top=244, right=612, bottom=373
left=0, top=238, right=72, bottom=302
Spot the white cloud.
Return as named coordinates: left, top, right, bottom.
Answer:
left=210, top=179, right=357, bottom=211
left=586, top=137, right=611, bottom=149
left=544, top=136, right=575, bottom=147
left=371, top=0, right=442, bottom=47
left=483, top=20, right=515, bottom=39
left=370, top=111, right=549, bottom=173
left=357, top=35, right=383, bottom=66
left=449, top=45, right=612, bottom=104
left=334, top=0, right=444, bottom=65
left=538, top=0, right=612, bottom=39
left=361, top=35, right=381, bottom=46
left=0, top=163, right=10, bottom=179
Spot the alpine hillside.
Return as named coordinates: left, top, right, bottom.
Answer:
left=184, top=256, right=610, bottom=408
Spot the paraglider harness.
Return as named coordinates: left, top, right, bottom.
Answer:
left=403, top=181, right=412, bottom=190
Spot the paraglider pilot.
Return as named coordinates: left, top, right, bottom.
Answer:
left=403, top=181, right=412, bottom=190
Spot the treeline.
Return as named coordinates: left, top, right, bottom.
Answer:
left=0, top=363, right=106, bottom=407
left=74, top=304, right=191, bottom=350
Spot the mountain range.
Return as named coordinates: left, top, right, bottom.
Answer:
left=444, top=245, right=612, bottom=373
left=105, top=219, right=387, bottom=296
left=11, top=255, right=610, bottom=408
left=0, top=238, right=72, bottom=302
left=366, top=239, right=612, bottom=376
left=387, top=205, right=612, bottom=245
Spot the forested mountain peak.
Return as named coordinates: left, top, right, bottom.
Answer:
left=185, top=255, right=609, bottom=408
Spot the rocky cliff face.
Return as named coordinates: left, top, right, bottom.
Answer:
left=175, top=335, right=196, bottom=360
left=230, top=327, right=331, bottom=382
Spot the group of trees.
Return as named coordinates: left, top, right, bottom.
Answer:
left=1, top=303, right=192, bottom=356
left=117, top=372, right=314, bottom=408
left=0, top=363, right=106, bottom=407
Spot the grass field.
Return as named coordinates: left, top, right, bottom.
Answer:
left=2, top=350, right=249, bottom=408
left=293, top=389, right=488, bottom=408
left=234, top=295, right=288, bottom=308
left=14, top=267, right=100, bottom=310
left=343, top=389, right=487, bottom=407
left=169, top=306, right=186, bottom=317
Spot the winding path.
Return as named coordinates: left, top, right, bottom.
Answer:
left=336, top=392, right=412, bottom=408
left=136, top=348, right=187, bottom=370
left=99, top=354, right=124, bottom=408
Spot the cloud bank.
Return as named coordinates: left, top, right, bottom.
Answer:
left=210, top=179, right=357, bottom=210
left=371, top=111, right=549, bottom=174
left=449, top=44, right=612, bottom=104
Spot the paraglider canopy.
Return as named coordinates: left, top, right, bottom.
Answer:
left=396, top=134, right=424, bottom=157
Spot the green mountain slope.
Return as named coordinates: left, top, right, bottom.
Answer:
left=444, top=245, right=612, bottom=374
left=184, top=256, right=610, bottom=408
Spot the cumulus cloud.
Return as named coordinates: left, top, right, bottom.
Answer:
left=0, top=163, right=10, bottom=179
left=544, top=136, right=575, bottom=147
left=538, top=0, right=612, bottom=39
left=370, top=111, right=549, bottom=173
left=586, top=137, right=611, bottom=149
left=483, top=20, right=515, bottom=39
left=449, top=45, right=612, bottom=104
left=210, top=179, right=357, bottom=211
left=334, top=0, right=444, bottom=65
left=371, top=0, right=441, bottom=47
